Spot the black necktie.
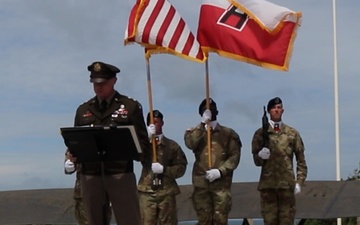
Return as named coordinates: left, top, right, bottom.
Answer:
left=100, top=101, right=107, bottom=112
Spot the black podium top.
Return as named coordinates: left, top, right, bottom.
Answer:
left=60, top=125, right=142, bottom=163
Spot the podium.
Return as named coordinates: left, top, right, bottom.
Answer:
left=60, top=125, right=143, bottom=162
left=60, top=125, right=143, bottom=225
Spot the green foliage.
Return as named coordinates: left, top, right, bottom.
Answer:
left=303, top=218, right=358, bottom=225
left=303, top=218, right=336, bottom=225
left=347, top=162, right=360, bottom=180
left=343, top=217, right=357, bottom=225
left=303, top=163, right=360, bottom=225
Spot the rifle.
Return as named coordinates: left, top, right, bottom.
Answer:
left=262, top=106, right=269, bottom=148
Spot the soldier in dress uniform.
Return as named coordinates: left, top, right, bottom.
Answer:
left=138, top=110, right=188, bottom=225
left=66, top=61, right=150, bottom=225
left=251, top=97, right=308, bottom=225
left=184, top=98, right=241, bottom=225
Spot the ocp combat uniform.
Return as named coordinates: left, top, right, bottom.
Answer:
left=184, top=123, right=241, bottom=225
left=138, top=134, right=187, bottom=225
left=72, top=171, right=88, bottom=225
left=252, top=122, right=307, bottom=225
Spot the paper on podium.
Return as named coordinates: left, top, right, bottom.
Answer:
left=60, top=125, right=142, bottom=163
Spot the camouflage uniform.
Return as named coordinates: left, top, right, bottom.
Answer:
left=73, top=171, right=89, bottom=225
left=64, top=150, right=88, bottom=225
left=252, top=123, right=308, bottom=225
left=184, top=123, right=241, bottom=225
left=138, top=135, right=188, bottom=225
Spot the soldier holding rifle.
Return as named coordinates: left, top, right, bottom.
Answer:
left=251, top=97, right=308, bottom=225
left=184, top=98, right=241, bottom=225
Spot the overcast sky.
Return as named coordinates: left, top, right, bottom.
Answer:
left=0, top=0, right=359, bottom=191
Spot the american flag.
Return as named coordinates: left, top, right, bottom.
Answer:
left=125, top=0, right=206, bottom=63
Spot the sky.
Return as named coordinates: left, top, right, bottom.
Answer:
left=0, top=0, right=359, bottom=191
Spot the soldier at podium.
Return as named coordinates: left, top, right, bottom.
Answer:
left=66, top=61, right=150, bottom=225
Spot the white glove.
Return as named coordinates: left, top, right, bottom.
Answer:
left=205, top=121, right=218, bottom=130
left=205, top=124, right=209, bottom=130
left=294, top=183, right=301, bottom=194
left=147, top=124, right=156, bottom=138
left=206, top=169, right=221, bottom=182
left=151, top=162, right=164, bottom=174
left=64, top=159, right=75, bottom=173
left=201, top=109, right=212, bottom=123
left=258, top=147, right=270, bottom=160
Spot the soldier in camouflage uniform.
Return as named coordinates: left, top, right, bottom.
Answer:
left=251, top=97, right=308, bottom=225
left=72, top=173, right=88, bottom=225
left=184, top=98, right=241, bottom=225
left=138, top=110, right=188, bottom=225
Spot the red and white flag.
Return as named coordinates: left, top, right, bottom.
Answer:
left=197, top=0, right=302, bottom=71
left=125, top=0, right=206, bottom=63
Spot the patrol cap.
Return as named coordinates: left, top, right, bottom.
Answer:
left=198, top=98, right=217, bottom=115
left=267, top=97, right=282, bottom=111
left=88, top=61, right=120, bottom=83
left=146, top=110, right=164, bottom=125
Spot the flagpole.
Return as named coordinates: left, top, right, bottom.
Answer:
left=332, top=0, right=340, bottom=182
left=205, top=59, right=212, bottom=169
left=145, top=57, right=157, bottom=163
left=332, top=1, right=341, bottom=224
left=145, top=55, right=163, bottom=189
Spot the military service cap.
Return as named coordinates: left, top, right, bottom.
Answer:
left=146, top=110, right=164, bottom=125
left=88, top=61, right=120, bottom=83
left=198, top=98, right=217, bottom=115
left=267, top=97, right=282, bottom=111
